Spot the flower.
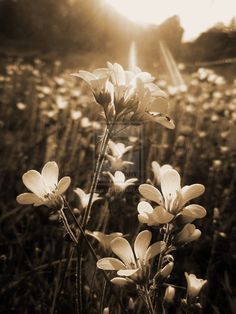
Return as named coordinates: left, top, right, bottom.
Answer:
left=138, top=168, right=206, bottom=225
left=17, top=161, right=71, bottom=207
left=107, top=171, right=138, bottom=193
left=86, top=230, right=123, bottom=251
left=175, top=224, right=201, bottom=243
left=97, top=230, right=166, bottom=285
left=107, top=141, right=133, bottom=170
left=74, top=188, right=101, bottom=209
left=185, top=273, right=207, bottom=298
left=71, top=68, right=113, bottom=107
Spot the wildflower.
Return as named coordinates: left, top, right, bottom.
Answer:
left=164, top=286, right=175, bottom=303
left=107, top=141, right=133, bottom=170
left=16, top=102, right=27, bottom=110
left=74, top=188, right=101, bottom=209
left=86, top=230, right=123, bottom=251
left=71, top=69, right=113, bottom=107
left=185, top=273, right=207, bottom=298
left=107, top=171, right=138, bottom=193
left=17, top=161, right=71, bottom=208
left=97, top=230, right=166, bottom=285
left=175, top=224, right=201, bottom=243
left=139, top=168, right=205, bottom=218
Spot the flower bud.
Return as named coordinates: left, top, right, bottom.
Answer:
left=164, top=286, right=175, bottom=303
left=185, top=272, right=207, bottom=298
left=160, top=262, right=174, bottom=278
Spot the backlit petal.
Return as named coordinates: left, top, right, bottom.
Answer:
left=111, top=237, right=135, bottom=266
left=161, top=169, right=181, bottom=204
left=57, top=176, right=71, bottom=194
left=145, top=241, right=166, bottom=262
left=23, top=170, right=49, bottom=197
left=16, top=193, right=44, bottom=206
left=134, top=230, right=151, bottom=262
left=181, top=184, right=205, bottom=206
left=97, top=257, right=126, bottom=270
left=41, top=161, right=59, bottom=190
left=137, top=201, right=153, bottom=214
left=139, top=184, right=164, bottom=204
left=181, top=204, right=206, bottom=223
left=117, top=269, right=139, bottom=276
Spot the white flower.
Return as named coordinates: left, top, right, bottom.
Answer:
left=86, top=230, right=123, bottom=251
left=107, top=171, right=138, bottom=193
left=97, top=230, right=166, bottom=284
left=107, top=141, right=133, bottom=170
left=139, top=169, right=206, bottom=218
left=71, top=68, right=113, bottom=107
left=175, top=224, right=201, bottom=243
left=74, top=188, right=101, bottom=209
left=185, top=273, right=207, bottom=298
left=17, top=161, right=71, bottom=207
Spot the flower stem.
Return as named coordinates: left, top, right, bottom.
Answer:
left=143, top=285, right=155, bottom=314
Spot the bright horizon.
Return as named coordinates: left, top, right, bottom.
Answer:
left=105, top=0, right=235, bottom=41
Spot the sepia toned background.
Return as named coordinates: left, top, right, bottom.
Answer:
left=0, top=0, right=236, bottom=313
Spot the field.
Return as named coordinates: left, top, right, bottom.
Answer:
left=0, top=54, right=236, bottom=314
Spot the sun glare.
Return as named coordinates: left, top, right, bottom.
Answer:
left=105, top=0, right=235, bottom=41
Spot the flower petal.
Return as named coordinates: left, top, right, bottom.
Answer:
left=97, top=257, right=126, bottom=270
left=57, top=176, right=71, bottom=194
left=148, top=97, right=169, bottom=114
left=117, top=269, right=139, bottom=276
left=181, top=184, right=205, bottom=206
left=111, top=237, right=135, bottom=266
left=16, top=193, right=44, bottom=206
left=181, top=205, right=206, bottom=223
left=134, top=230, right=151, bottom=262
left=114, top=171, right=125, bottom=183
left=152, top=206, right=174, bottom=224
left=161, top=169, right=181, bottom=204
left=41, top=161, right=59, bottom=190
left=137, top=201, right=153, bottom=214
left=71, top=71, right=96, bottom=84
left=23, top=170, right=49, bottom=197
left=145, top=241, right=166, bottom=262
left=139, top=184, right=164, bottom=205
left=74, top=188, right=86, bottom=199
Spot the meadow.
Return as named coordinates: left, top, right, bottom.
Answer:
left=0, top=55, right=235, bottom=314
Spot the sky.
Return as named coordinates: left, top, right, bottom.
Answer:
left=105, top=0, right=236, bottom=41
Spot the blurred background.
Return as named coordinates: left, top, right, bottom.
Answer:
left=0, top=0, right=236, bottom=313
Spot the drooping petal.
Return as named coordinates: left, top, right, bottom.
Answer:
left=16, top=193, right=44, bottom=206
left=111, top=237, right=135, bottom=266
left=134, top=230, right=151, bottom=262
left=23, top=170, right=49, bottom=197
left=181, top=184, right=205, bottom=206
left=148, top=97, right=169, bottom=115
left=145, top=241, right=166, bottom=262
left=117, top=268, right=139, bottom=276
left=139, top=184, right=164, bottom=205
left=161, top=169, right=181, bottom=205
left=97, top=257, right=126, bottom=270
left=41, top=161, right=59, bottom=190
left=57, top=176, right=71, bottom=194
